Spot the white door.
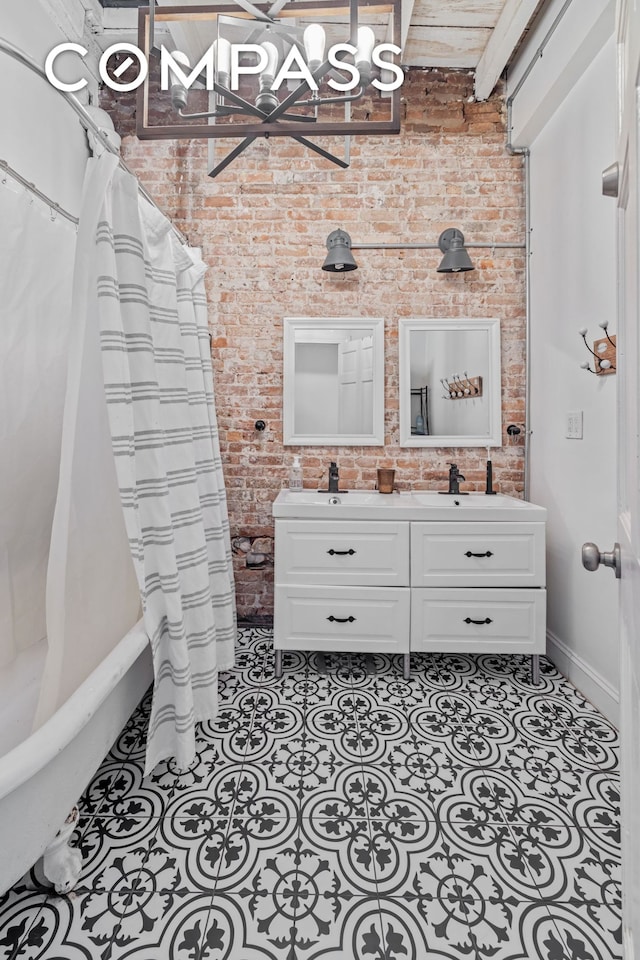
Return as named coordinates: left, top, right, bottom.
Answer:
left=338, top=336, right=373, bottom=434
left=616, top=0, right=640, bottom=954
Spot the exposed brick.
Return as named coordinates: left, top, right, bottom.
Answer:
left=101, top=67, right=526, bottom=618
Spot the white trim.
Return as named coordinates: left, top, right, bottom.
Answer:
left=546, top=628, right=619, bottom=726
left=507, top=0, right=615, bottom=146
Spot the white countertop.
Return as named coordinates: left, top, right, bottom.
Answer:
left=273, top=490, right=547, bottom=521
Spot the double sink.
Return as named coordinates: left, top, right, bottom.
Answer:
left=273, top=489, right=547, bottom=521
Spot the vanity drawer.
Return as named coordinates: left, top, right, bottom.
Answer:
left=411, top=588, right=546, bottom=654
left=275, top=520, right=410, bottom=586
left=410, top=522, right=545, bottom=587
left=274, top=585, right=410, bottom=653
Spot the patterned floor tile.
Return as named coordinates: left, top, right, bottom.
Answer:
left=247, top=735, right=349, bottom=802
left=297, top=818, right=379, bottom=898
left=213, top=818, right=300, bottom=894
left=106, top=891, right=216, bottom=959
left=477, top=750, right=621, bottom=834
left=77, top=760, right=129, bottom=819
left=375, top=895, right=568, bottom=960
left=0, top=886, right=49, bottom=960
left=544, top=900, right=623, bottom=960
left=369, top=814, right=552, bottom=904
left=74, top=814, right=160, bottom=891
left=509, top=711, right=619, bottom=773
left=502, top=822, right=621, bottom=904
left=0, top=628, right=621, bottom=959
left=291, top=896, right=385, bottom=960
left=200, top=892, right=300, bottom=959
left=364, top=732, right=500, bottom=821
left=299, top=764, right=371, bottom=820
left=1, top=891, right=122, bottom=960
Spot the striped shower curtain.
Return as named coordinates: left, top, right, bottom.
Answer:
left=95, top=154, right=236, bottom=774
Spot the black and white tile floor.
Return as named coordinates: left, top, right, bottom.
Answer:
left=0, top=626, right=621, bottom=959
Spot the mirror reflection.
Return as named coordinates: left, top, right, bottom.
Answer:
left=283, top=318, right=384, bottom=446
left=399, top=318, right=502, bottom=447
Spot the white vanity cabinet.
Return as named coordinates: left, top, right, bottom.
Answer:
left=272, top=491, right=547, bottom=680
left=273, top=520, right=411, bottom=670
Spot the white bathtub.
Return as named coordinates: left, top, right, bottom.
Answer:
left=0, top=620, right=153, bottom=894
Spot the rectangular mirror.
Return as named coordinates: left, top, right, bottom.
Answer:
left=399, top=318, right=502, bottom=447
left=283, top=317, right=385, bottom=446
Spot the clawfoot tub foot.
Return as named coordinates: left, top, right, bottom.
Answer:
left=42, top=805, right=83, bottom=894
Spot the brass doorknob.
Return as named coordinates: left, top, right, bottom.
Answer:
left=581, top=542, right=621, bottom=578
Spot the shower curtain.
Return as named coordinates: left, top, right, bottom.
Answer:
left=0, top=184, right=76, bottom=671
left=37, top=152, right=236, bottom=774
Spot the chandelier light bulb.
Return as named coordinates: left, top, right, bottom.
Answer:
left=213, top=37, right=232, bottom=83
left=355, top=26, right=376, bottom=84
left=578, top=327, right=588, bottom=337
left=303, top=24, right=326, bottom=71
left=169, top=50, right=190, bottom=110
left=260, top=41, right=279, bottom=78
left=599, top=320, right=609, bottom=330
left=599, top=359, right=612, bottom=369
left=356, top=26, right=376, bottom=64
left=580, top=361, right=591, bottom=370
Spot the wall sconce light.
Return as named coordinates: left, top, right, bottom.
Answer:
left=578, top=322, right=616, bottom=375
left=322, top=229, right=358, bottom=272
left=436, top=229, right=475, bottom=273
left=321, top=227, right=523, bottom=273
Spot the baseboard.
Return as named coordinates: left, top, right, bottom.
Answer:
left=546, top=629, right=619, bottom=727
left=237, top=615, right=274, bottom=627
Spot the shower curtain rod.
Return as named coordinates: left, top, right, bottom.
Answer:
left=0, top=158, right=79, bottom=226
left=0, top=36, right=188, bottom=247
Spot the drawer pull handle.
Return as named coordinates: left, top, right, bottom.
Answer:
left=464, top=550, right=494, bottom=558
left=327, top=548, right=356, bottom=556
left=327, top=615, right=356, bottom=623
left=463, top=616, right=493, bottom=625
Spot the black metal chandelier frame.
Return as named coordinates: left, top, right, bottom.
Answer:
left=135, top=0, right=401, bottom=176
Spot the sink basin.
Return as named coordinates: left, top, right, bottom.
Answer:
left=281, top=491, right=382, bottom=505
left=273, top=490, right=413, bottom=518
left=273, top=490, right=546, bottom=520
left=410, top=492, right=547, bottom=520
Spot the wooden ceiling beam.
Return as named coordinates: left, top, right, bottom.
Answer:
left=474, top=0, right=539, bottom=101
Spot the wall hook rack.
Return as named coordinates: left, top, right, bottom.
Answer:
left=442, top=372, right=483, bottom=399
left=579, top=322, right=616, bottom=375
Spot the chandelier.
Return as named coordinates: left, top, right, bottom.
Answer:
left=136, top=0, right=402, bottom=177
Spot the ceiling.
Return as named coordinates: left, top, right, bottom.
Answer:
left=97, top=0, right=547, bottom=100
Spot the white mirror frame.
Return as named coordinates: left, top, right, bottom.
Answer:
left=283, top=317, right=385, bottom=446
left=399, top=317, right=502, bottom=447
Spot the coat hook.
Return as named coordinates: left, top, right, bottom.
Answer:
left=579, top=325, right=616, bottom=375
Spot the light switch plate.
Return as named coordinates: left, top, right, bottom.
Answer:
left=566, top=411, right=583, bottom=439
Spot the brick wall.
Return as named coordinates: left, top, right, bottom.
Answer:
left=102, top=68, right=526, bottom=618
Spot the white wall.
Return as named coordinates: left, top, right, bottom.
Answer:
left=411, top=330, right=490, bottom=438
left=295, top=343, right=340, bottom=434
left=525, top=35, right=619, bottom=722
